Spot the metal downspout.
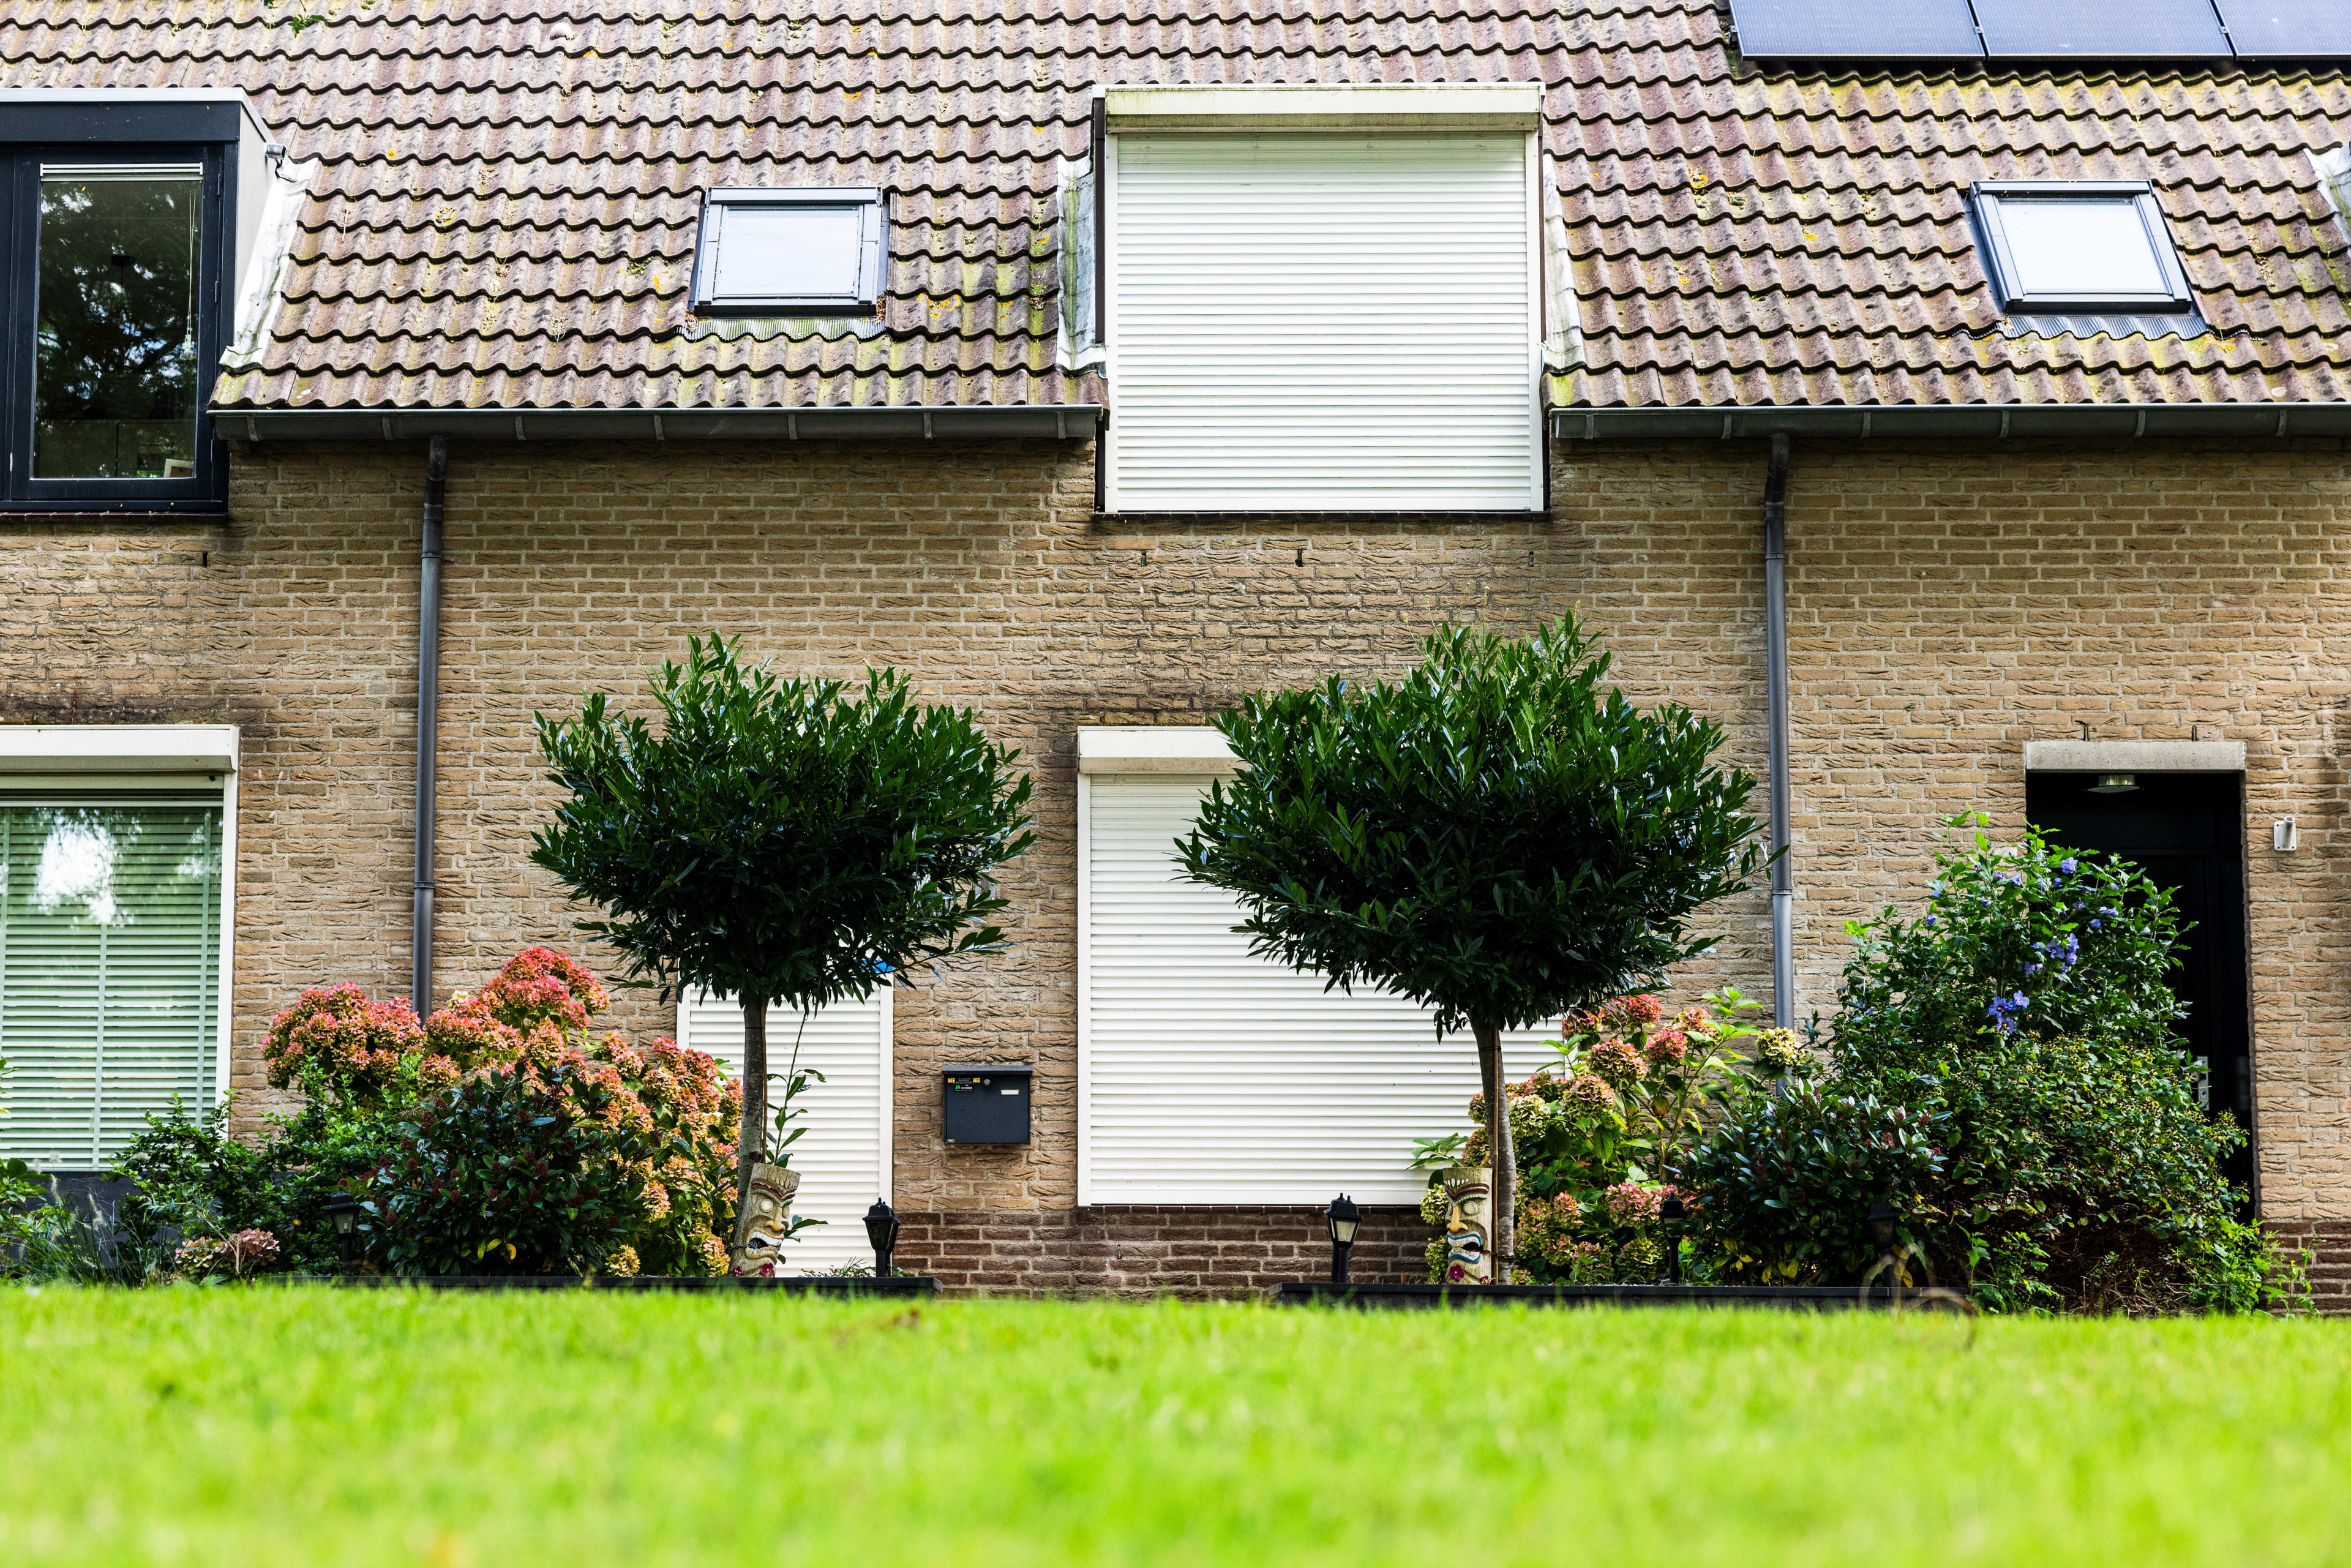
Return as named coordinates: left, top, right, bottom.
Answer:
left=412, top=435, right=447, bottom=1018
left=1761, top=433, right=1795, bottom=1028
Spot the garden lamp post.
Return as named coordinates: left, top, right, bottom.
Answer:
left=1660, top=1193, right=1685, bottom=1285
left=1867, top=1197, right=1896, bottom=1254
left=863, top=1199, right=901, bottom=1277
left=1325, top=1193, right=1360, bottom=1285
left=326, top=1191, right=361, bottom=1276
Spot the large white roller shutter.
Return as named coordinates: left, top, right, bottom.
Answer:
left=1107, top=130, right=1540, bottom=512
left=1079, top=774, right=1559, bottom=1204
left=677, top=990, right=891, bottom=1273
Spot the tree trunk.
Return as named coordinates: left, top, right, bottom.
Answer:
left=1474, top=1018, right=1515, bottom=1285
left=730, top=994, right=770, bottom=1253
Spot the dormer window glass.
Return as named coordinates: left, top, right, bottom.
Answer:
left=1970, top=181, right=2193, bottom=316
left=690, top=187, right=888, bottom=316
left=36, top=164, right=204, bottom=479
left=0, top=89, right=283, bottom=514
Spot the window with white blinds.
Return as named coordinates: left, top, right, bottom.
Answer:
left=1078, top=773, right=1559, bottom=1205
left=675, top=989, right=891, bottom=1274
left=0, top=795, right=224, bottom=1171
left=1105, top=129, right=1542, bottom=513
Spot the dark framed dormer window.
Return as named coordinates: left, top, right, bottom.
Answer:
left=3, top=154, right=223, bottom=506
left=0, top=91, right=268, bottom=516
left=1969, top=181, right=2194, bottom=317
left=689, top=187, right=888, bottom=316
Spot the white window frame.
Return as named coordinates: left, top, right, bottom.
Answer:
left=1098, top=84, right=1548, bottom=515
left=1969, top=180, right=2194, bottom=315
left=688, top=186, right=888, bottom=317
left=0, top=724, right=241, bottom=1140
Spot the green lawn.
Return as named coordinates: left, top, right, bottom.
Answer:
left=2, top=1289, right=2346, bottom=1566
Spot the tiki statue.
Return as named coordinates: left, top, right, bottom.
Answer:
left=1442, top=1165, right=1494, bottom=1286
left=732, top=1161, right=801, bottom=1277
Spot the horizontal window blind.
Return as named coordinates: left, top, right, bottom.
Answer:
left=676, top=989, right=891, bottom=1274
left=0, top=797, right=222, bottom=1171
left=1081, top=775, right=1558, bottom=1204
left=1108, top=130, right=1540, bottom=512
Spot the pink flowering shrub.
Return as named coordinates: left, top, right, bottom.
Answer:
left=1419, top=988, right=1779, bottom=1284
left=264, top=986, right=452, bottom=1107
left=265, top=948, right=739, bottom=1276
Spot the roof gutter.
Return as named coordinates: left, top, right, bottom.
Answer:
left=218, top=405, right=1103, bottom=443
left=1552, top=403, right=2351, bottom=441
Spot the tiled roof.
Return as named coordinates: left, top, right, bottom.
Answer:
left=4, top=0, right=2349, bottom=413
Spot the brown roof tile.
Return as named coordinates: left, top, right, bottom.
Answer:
left=3, top=0, right=2347, bottom=412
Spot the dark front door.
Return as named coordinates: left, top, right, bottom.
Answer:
left=2025, top=770, right=2255, bottom=1197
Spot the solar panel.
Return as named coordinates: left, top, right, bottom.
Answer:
left=1973, top=0, right=2233, bottom=56
left=2218, top=0, right=2351, bottom=56
left=1727, top=0, right=1984, bottom=58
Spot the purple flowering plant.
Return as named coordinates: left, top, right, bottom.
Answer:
left=1835, top=814, right=2182, bottom=1056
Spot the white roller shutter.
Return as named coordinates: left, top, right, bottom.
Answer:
left=1079, top=774, right=1559, bottom=1205
left=1106, top=130, right=1541, bottom=512
left=677, top=989, right=891, bottom=1274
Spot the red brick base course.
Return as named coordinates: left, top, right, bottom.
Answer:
left=896, top=1210, right=2351, bottom=1308
left=895, top=1206, right=1438, bottom=1299
left=2263, top=1220, right=2351, bottom=1313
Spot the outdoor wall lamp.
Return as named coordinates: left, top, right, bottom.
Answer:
left=1325, top=1193, right=1360, bottom=1285
left=864, top=1199, right=901, bottom=1277
left=326, top=1191, right=361, bottom=1274
left=1660, top=1193, right=1686, bottom=1285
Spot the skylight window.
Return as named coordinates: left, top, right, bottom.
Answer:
left=1970, top=182, right=2193, bottom=316
left=690, top=187, right=887, bottom=316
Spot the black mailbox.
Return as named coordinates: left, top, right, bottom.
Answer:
left=943, top=1062, right=1033, bottom=1146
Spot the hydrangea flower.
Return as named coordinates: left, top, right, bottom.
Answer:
left=1586, top=1038, right=1645, bottom=1089
left=1753, top=1027, right=1805, bottom=1073
left=1507, top=1092, right=1551, bottom=1145
left=1605, top=1181, right=1665, bottom=1226
left=1560, top=1073, right=1617, bottom=1116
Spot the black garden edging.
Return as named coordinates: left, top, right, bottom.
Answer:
left=274, top=1274, right=940, bottom=1296
left=1273, top=1281, right=1967, bottom=1311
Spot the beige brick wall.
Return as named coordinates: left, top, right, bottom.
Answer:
left=4, top=433, right=2346, bottom=1225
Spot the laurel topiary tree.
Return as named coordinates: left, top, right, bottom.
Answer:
left=1177, top=616, right=1762, bottom=1281
left=531, top=635, right=1033, bottom=1258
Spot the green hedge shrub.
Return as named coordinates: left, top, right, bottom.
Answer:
left=1690, top=816, right=2298, bottom=1313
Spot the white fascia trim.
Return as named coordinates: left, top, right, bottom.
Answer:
left=1076, top=726, right=1239, bottom=775
left=1101, top=83, right=1543, bottom=132
left=2022, top=740, right=2246, bottom=774
left=0, top=724, right=239, bottom=775
left=230, top=156, right=319, bottom=360
left=2312, top=145, right=2351, bottom=247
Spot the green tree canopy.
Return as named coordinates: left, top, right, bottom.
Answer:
left=1177, top=617, right=1761, bottom=1280
left=531, top=636, right=1034, bottom=1253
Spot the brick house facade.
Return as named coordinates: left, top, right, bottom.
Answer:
left=6, top=4, right=2351, bottom=1298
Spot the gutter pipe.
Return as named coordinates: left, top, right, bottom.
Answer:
left=412, top=434, right=446, bottom=1019
left=1554, top=402, right=2349, bottom=441
left=221, top=405, right=1101, bottom=443
left=1761, top=433, right=1794, bottom=1029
